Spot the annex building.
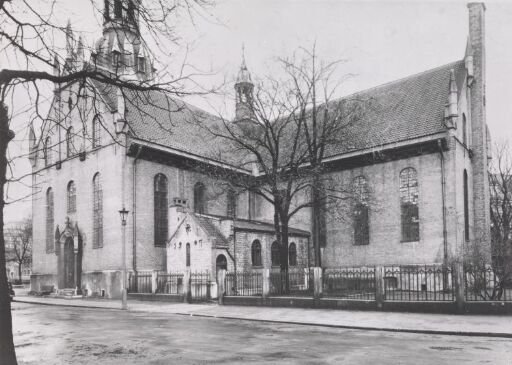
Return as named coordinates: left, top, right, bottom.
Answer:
left=30, top=1, right=490, bottom=298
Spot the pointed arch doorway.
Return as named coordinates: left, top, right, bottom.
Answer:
left=63, top=237, right=75, bottom=288
left=56, top=220, right=83, bottom=291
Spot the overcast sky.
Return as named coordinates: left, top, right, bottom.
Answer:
left=4, top=0, right=512, bottom=222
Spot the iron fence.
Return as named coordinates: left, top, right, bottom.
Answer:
left=323, top=267, right=376, bottom=300
left=156, top=272, right=184, bottom=295
left=270, top=268, right=313, bottom=297
left=190, top=272, right=211, bottom=302
left=128, top=272, right=152, bottom=294
left=384, top=265, right=454, bottom=301
left=225, top=271, right=263, bottom=296
left=464, top=265, right=512, bottom=301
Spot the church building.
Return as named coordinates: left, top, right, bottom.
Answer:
left=30, top=1, right=490, bottom=298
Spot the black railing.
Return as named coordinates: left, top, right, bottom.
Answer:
left=270, top=268, right=313, bottom=297
left=384, top=265, right=454, bottom=301
left=128, top=272, right=152, bottom=294
left=225, top=271, right=263, bottom=296
left=323, top=267, right=376, bottom=300
left=464, top=265, right=512, bottom=301
left=156, top=272, right=184, bottom=295
left=190, top=272, right=211, bottom=302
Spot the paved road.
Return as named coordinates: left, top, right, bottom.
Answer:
left=12, top=302, right=512, bottom=365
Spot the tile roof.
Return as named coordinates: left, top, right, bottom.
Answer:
left=93, top=59, right=466, bottom=163
left=194, top=215, right=229, bottom=247
left=234, top=220, right=310, bottom=237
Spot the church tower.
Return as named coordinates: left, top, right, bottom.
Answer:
left=234, top=46, right=254, bottom=122
left=93, top=0, right=153, bottom=81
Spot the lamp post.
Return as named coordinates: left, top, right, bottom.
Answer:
left=119, top=206, right=129, bottom=310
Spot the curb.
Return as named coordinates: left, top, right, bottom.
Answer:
left=14, top=299, right=512, bottom=339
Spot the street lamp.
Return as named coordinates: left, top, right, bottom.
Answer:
left=119, top=207, right=129, bottom=310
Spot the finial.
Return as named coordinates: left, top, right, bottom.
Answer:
left=241, top=43, right=247, bottom=70
left=65, top=20, right=74, bottom=57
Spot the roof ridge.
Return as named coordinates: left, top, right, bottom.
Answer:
left=340, top=59, right=464, bottom=100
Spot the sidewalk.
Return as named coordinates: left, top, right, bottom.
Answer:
left=13, top=293, right=512, bottom=338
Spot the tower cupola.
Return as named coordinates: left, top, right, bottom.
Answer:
left=234, top=46, right=254, bottom=122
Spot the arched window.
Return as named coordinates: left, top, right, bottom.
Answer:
left=186, top=243, right=191, bottom=267
left=154, top=174, right=168, bottom=247
left=92, top=117, right=102, bottom=148
left=251, top=240, right=262, bottom=267
left=400, top=167, right=420, bottom=242
left=46, top=188, right=54, bottom=253
left=464, top=169, right=469, bottom=242
left=66, top=127, right=74, bottom=157
left=227, top=189, right=237, bottom=218
left=288, top=242, right=297, bottom=266
left=194, top=182, right=206, bottom=214
left=67, top=181, right=76, bottom=213
left=44, top=137, right=52, bottom=166
left=271, top=241, right=280, bottom=267
left=114, top=0, right=122, bottom=18
left=462, top=113, right=468, bottom=146
left=92, top=173, right=103, bottom=248
left=353, top=176, right=370, bottom=245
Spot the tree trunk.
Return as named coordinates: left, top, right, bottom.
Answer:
left=280, top=221, right=290, bottom=293
left=0, top=103, right=17, bottom=364
left=311, top=178, right=323, bottom=267
left=17, top=263, right=22, bottom=285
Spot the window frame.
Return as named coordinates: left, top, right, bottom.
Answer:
left=67, top=181, right=76, bottom=214
left=194, top=182, right=206, bottom=214
left=271, top=241, right=280, bottom=267
left=46, top=188, right=54, bottom=253
left=92, top=173, right=103, bottom=248
left=288, top=242, right=297, bottom=267
left=186, top=243, right=191, bottom=267
left=154, top=174, right=168, bottom=247
left=92, top=116, right=102, bottom=148
left=353, top=176, right=370, bottom=246
left=251, top=240, right=262, bottom=267
left=399, top=167, right=420, bottom=242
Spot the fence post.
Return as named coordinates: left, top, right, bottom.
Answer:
left=151, top=270, right=158, bottom=294
left=314, top=267, right=323, bottom=299
left=217, top=270, right=226, bottom=305
left=262, top=269, right=270, bottom=298
left=453, top=262, right=465, bottom=313
left=375, top=266, right=385, bottom=309
left=183, top=269, right=191, bottom=303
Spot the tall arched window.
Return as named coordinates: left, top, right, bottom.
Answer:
left=46, top=188, right=54, bottom=253
left=186, top=243, right=191, bottom=267
left=66, top=127, right=74, bottom=157
left=462, top=113, right=468, bottom=146
left=154, top=174, right=168, bottom=247
left=251, top=240, right=262, bottom=267
left=227, top=189, right=237, bottom=218
left=288, top=242, right=297, bottom=266
left=463, top=169, right=469, bottom=242
left=67, top=181, right=76, bottom=213
left=353, top=176, right=370, bottom=245
left=194, top=182, right=206, bottom=214
left=92, top=117, right=102, bottom=148
left=271, top=241, right=280, bottom=266
left=44, top=137, right=52, bottom=166
left=400, top=167, right=420, bottom=242
left=92, top=173, right=103, bottom=248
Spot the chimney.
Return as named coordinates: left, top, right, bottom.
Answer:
left=467, top=3, right=491, bottom=249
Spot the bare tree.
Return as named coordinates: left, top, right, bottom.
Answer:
left=196, top=46, right=369, bottom=281
left=465, top=141, right=512, bottom=300
left=6, top=218, right=32, bottom=285
left=0, top=1, right=214, bottom=363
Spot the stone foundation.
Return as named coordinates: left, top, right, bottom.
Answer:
left=81, top=270, right=123, bottom=299
left=30, top=274, right=58, bottom=292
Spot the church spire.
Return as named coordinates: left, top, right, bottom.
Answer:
left=234, top=45, right=254, bottom=122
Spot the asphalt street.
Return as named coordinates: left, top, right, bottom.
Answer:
left=11, top=302, right=512, bottom=364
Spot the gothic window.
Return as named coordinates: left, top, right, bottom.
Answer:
left=154, top=174, right=168, bottom=247
left=462, top=113, right=468, bottom=146
left=353, top=176, right=370, bottom=245
left=66, top=127, right=74, bottom=157
left=271, top=241, right=280, bottom=266
left=464, top=169, right=469, bottom=242
left=227, top=189, right=237, bottom=218
left=251, top=240, right=262, bottom=267
left=67, top=181, right=76, bottom=213
left=112, top=51, right=120, bottom=67
left=288, top=242, right=297, bottom=266
left=194, top=182, right=206, bottom=214
left=186, top=243, right=191, bottom=267
left=400, top=167, right=420, bottom=242
left=46, top=188, right=54, bottom=253
left=92, top=173, right=103, bottom=248
left=104, top=0, right=110, bottom=21
left=44, top=137, right=52, bottom=166
left=93, top=117, right=102, bottom=148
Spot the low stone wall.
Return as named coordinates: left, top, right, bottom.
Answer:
left=128, top=293, right=183, bottom=302
left=82, top=271, right=123, bottom=299
left=30, top=274, right=58, bottom=292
